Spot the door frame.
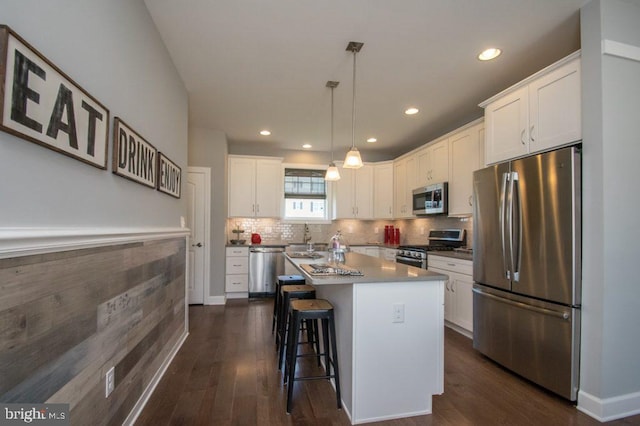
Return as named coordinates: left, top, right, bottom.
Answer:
left=187, top=166, right=211, bottom=304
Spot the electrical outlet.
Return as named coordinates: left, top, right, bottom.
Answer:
left=420, top=227, right=425, bottom=235
left=392, top=303, right=405, bottom=323
left=180, top=216, right=186, bottom=228
left=374, top=227, right=379, bottom=234
left=265, top=226, right=272, bottom=233
left=105, top=366, right=115, bottom=397
left=347, top=226, right=353, bottom=234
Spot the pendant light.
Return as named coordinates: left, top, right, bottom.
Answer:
left=343, top=41, right=364, bottom=169
left=324, top=81, right=341, bottom=181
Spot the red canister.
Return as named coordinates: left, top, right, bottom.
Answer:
left=394, top=228, right=400, bottom=245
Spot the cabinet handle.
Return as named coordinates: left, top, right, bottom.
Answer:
left=530, top=125, right=535, bottom=142
left=256, top=204, right=260, bottom=213
left=252, top=204, right=255, bottom=213
left=451, top=282, right=456, bottom=293
left=445, top=281, right=450, bottom=291
left=521, top=129, right=527, bottom=145
left=468, top=195, right=472, bottom=206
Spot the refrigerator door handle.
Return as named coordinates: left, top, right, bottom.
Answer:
left=511, top=171, right=522, bottom=282
left=473, top=288, right=570, bottom=320
left=500, top=172, right=510, bottom=280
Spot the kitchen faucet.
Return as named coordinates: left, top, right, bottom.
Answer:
left=303, top=223, right=311, bottom=243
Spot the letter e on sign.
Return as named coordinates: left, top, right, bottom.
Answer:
left=0, top=25, right=109, bottom=169
left=157, top=152, right=181, bottom=198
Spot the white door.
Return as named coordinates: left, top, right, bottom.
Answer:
left=187, top=168, right=210, bottom=304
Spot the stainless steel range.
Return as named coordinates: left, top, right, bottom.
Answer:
left=396, top=229, right=466, bottom=268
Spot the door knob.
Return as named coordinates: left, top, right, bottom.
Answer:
left=192, top=242, right=203, bottom=247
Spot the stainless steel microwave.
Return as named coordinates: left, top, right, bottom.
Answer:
left=413, top=182, right=448, bottom=215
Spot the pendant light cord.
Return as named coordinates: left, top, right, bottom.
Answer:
left=351, top=49, right=357, bottom=150
left=331, top=84, right=335, bottom=162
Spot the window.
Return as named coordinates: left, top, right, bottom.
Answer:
left=283, top=168, right=328, bottom=220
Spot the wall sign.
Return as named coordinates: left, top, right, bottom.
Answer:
left=157, top=152, right=181, bottom=198
left=112, top=117, right=157, bottom=188
left=0, top=25, right=109, bottom=169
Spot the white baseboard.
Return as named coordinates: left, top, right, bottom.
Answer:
left=578, top=389, right=640, bottom=422
left=206, top=295, right=226, bottom=305
left=122, top=330, right=189, bottom=426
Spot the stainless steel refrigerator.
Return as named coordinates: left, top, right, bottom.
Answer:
left=472, top=146, right=581, bottom=401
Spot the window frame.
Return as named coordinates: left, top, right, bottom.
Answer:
left=281, top=163, right=333, bottom=224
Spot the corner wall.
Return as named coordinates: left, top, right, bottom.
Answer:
left=188, top=127, right=229, bottom=300
left=579, top=0, right=640, bottom=420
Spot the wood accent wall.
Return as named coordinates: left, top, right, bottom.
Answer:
left=0, top=237, right=187, bottom=425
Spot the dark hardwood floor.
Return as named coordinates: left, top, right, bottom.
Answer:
left=135, top=299, right=640, bottom=426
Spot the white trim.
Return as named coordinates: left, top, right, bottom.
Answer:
left=122, top=329, right=189, bottom=426
left=602, top=39, right=640, bottom=63
left=0, top=227, right=190, bottom=259
left=206, top=295, right=227, bottom=305
left=578, top=389, right=640, bottom=422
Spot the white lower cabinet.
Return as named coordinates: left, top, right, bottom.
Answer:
left=428, top=255, right=473, bottom=335
left=225, top=246, right=249, bottom=294
left=351, top=246, right=380, bottom=258
left=383, top=248, right=397, bottom=262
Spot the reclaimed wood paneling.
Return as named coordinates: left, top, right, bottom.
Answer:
left=0, top=237, right=187, bottom=426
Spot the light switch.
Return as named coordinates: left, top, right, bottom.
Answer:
left=392, top=303, right=405, bottom=323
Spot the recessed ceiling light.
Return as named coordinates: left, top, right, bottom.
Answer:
left=259, top=130, right=271, bottom=136
left=478, top=48, right=502, bottom=61
left=302, top=143, right=312, bottom=149
left=367, top=138, right=377, bottom=143
left=405, top=107, right=419, bottom=115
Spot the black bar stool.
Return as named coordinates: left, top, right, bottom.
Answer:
left=277, top=284, right=317, bottom=370
left=272, top=275, right=305, bottom=335
left=284, top=299, right=341, bottom=414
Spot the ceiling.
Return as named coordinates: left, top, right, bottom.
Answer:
left=144, top=0, right=583, bottom=160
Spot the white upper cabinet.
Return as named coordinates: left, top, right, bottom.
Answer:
left=228, top=156, right=282, bottom=217
left=393, top=157, right=413, bottom=218
left=373, top=161, right=394, bottom=219
left=333, top=163, right=373, bottom=219
left=482, top=52, right=581, bottom=165
left=448, top=122, right=484, bottom=216
left=416, top=139, right=449, bottom=187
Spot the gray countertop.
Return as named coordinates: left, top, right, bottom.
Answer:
left=285, top=251, right=446, bottom=285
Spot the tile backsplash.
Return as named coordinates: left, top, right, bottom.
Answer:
left=227, top=216, right=473, bottom=248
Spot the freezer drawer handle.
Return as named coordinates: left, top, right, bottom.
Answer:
left=473, top=288, right=570, bottom=320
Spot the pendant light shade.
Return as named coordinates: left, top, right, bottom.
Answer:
left=343, top=41, right=364, bottom=169
left=325, top=80, right=341, bottom=181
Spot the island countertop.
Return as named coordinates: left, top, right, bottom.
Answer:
left=285, top=251, right=447, bottom=285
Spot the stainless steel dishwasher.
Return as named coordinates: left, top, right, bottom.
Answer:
left=249, top=247, right=284, bottom=297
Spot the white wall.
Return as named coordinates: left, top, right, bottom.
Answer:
left=0, top=0, right=188, bottom=228
left=580, top=0, right=640, bottom=420
left=188, top=127, right=228, bottom=298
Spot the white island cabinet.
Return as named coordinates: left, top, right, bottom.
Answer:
left=285, top=252, right=445, bottom=424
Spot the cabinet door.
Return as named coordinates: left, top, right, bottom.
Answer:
left=228, top=157, right=256, bottom=217
left=448, top=124, right=482, bottom=216
left=255, top=159, right=282, bottom=217
left=354, top=164, right=374, bottom=218
left=429, top=139, right=449, bottom=183
left=373, top=163, right=393, bottom=218
left=415, top=148, right=430, bottom=187
left=333, top=168, right=355, bottom=219
left=484, top=86, right=529, bottom=165
left=393, top=159, right=407, bottom=217
left=528, top=58, right=581, bottom=154
left=430, top=266, right=453, bottom=322
left=452, top=272, right=474, bottom=332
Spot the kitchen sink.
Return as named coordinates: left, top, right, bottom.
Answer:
left=288, top=243, right=328, bottom=252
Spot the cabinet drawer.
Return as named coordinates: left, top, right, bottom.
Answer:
left=428, top=256, right=472, bottom=275
left=226, top=256, right=248, bottom=274
left=225, top=274, right=249, bottom=292
left=226, top=246, right=249, bottom=257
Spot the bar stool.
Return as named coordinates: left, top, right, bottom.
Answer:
left=272, top=275, right=305, bottom=335
left=277, top=284, right=317, bottom=370
left=284, top=299, right=341, bottom=414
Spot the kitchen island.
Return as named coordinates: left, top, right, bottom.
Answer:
left=285, top=251, right=447, bottom=425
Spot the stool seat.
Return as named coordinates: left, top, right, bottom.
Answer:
left=281, top=284, right=315, bottom=294
left=290, top=299, right=333, bottom=312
